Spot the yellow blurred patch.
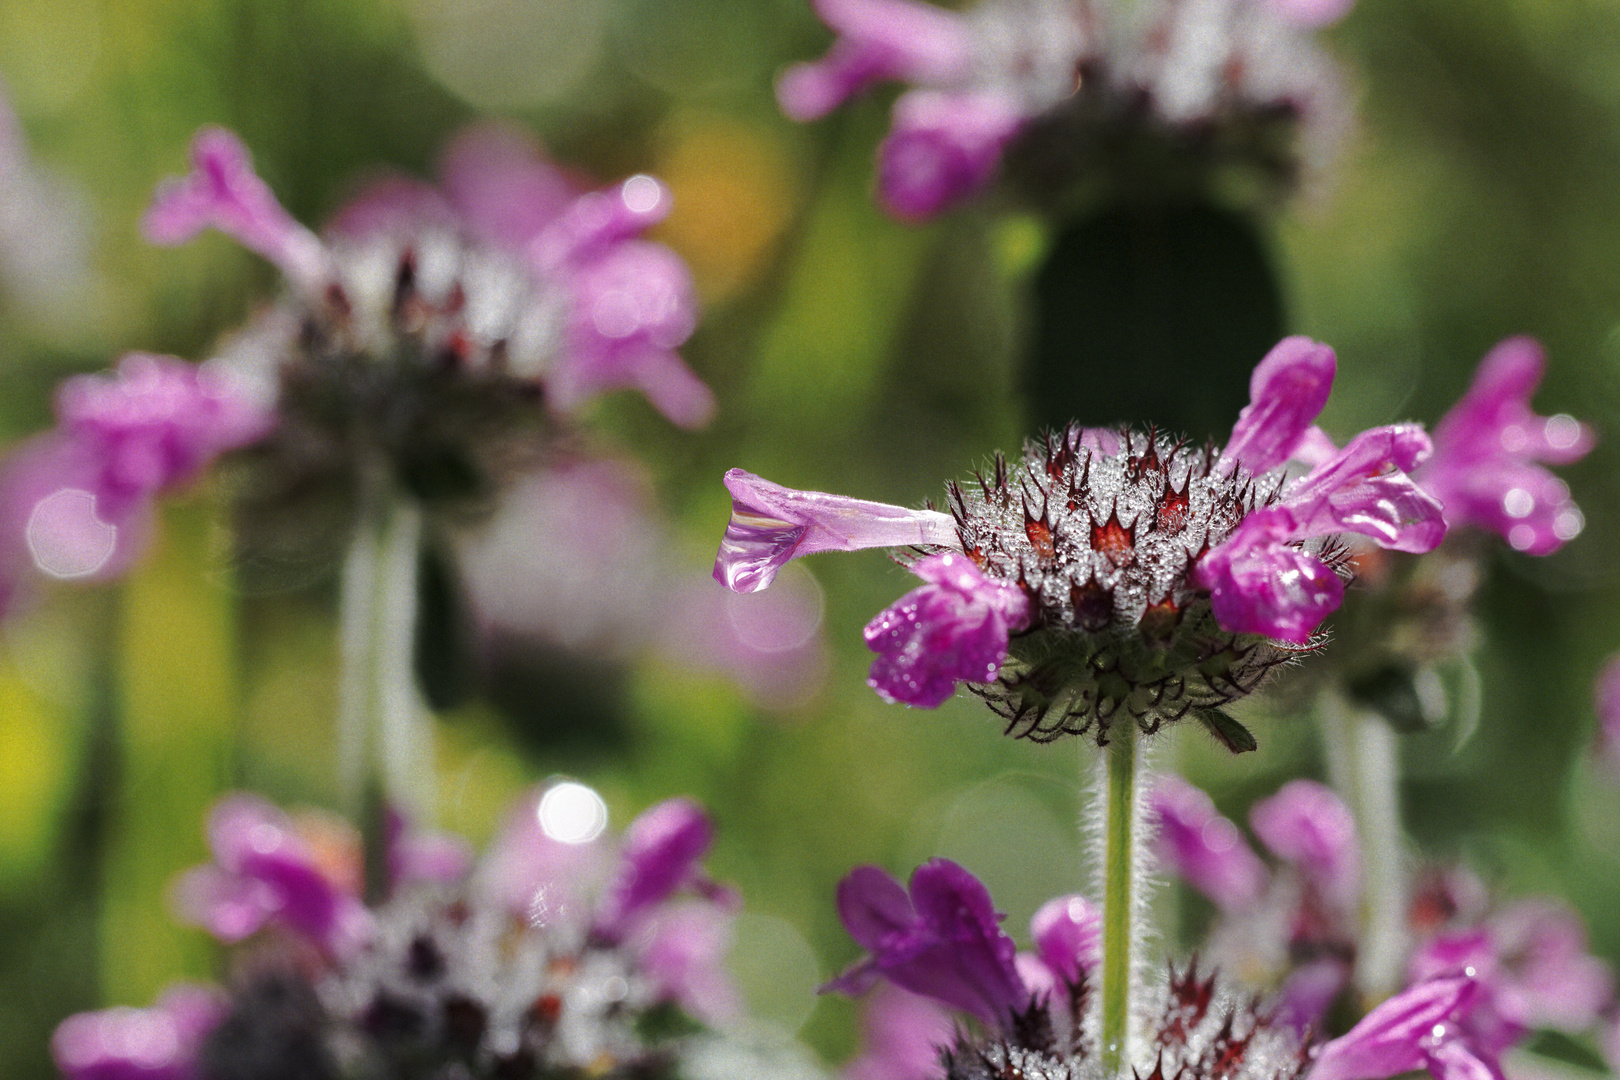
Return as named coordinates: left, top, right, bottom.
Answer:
left=0, top=665, right=68, bottom=876
left=653, top=116, right=801, bottom=304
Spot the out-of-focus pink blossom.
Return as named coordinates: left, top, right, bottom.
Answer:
left=1250, top=779, right=1360, bottom=912
left=844, top=984, right=956, bottom=1080
left=145, top=124, right=711, bottom=428
left=1149, top=773, right=1268, bottom=911
left=0, top=353, right=273, bottom=610
left=52, top=984, right=226, bottom=1080
left=172, top=794, right=374, bottom=958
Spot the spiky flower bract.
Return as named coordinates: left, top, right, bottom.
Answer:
left=945, top=423, right=1319, bottom=745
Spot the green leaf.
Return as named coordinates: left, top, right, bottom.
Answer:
left=1196, top=708, right=1258, bottom=754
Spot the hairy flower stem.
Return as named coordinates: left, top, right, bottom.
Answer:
left=338, top=485, right=436, bottom=850
left=1319, top=689, right=1405, bottom=1006
left=1097, top=723, right=1149, bottom=1074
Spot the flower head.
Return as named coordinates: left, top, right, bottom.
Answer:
left=59, top=782, right=738, bottom=1080
left=1417, top=336, right=1592, bottom=555
left=143, top=124, right=710, bottom=530
left=713, top=338, right=1442, bottom=747
left=778, top=0, right=1351, bottom=219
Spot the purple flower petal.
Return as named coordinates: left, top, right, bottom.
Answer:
left=1195, top=507, right=1345, bottom=643
left=776, top=0, right=975, bottom=121
left=1220, top=336, right=1337, bottom=477
left=826, top=859, right=1027, bottom=1030
left=437, top=122, right=577, bottom=251
left=877, top=90, right=1025, bottom=221
left=863, top=552, right=1030, bottom=708
left=1309, top=975, right=1481, bottom=1080
left=52, top=984, right=226, bottom=1080
left=1279, top=424, right=1447, bottom=554
left=142, top=127, right=329, bottom=292
left=1029, top=893, right=1100, bottom=986
left=385, top=808, right=473, bottom=889
left=532, top=175, right=674, bottom=270
left=596, top=797, right=715, bottom=940
left=713, top=469, right=960, bottom=593
left=1419, top=337, right=1592, bottom=554
left=1273, top=958, right=1352, bottom=1035
left=1249, top=779, right=1360, bottom=910
left=178, top=794, right=372, bottom=957
left=1148, top=773, right=1267, bottom=910
left=321, top=174, right=457, bottom=239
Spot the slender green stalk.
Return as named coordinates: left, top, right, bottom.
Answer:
left=1098, top=722, right=1144, bottom=1075
left=337, top=488, right=435, bottom=836
left=1318, top=688, right=1405, bottom=1006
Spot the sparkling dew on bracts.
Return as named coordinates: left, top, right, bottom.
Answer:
left=940, top=962, right=1311, bottom=1080
left=712, top=337, right=1447, bottom=753
left=941, top=424, right=1337, bottom=748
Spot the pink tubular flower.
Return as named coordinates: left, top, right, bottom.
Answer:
left=595, top=797, right=718, bottom=940
left=824, top=859, right=1027, bottom=1029
left=1149, top=773, right=1267, bottom=910
left=1417, top=337, right=1592, bottom=555
left=143, top=127, right=330, bottom=292
left=144, top=123, right=710, bottom=429
left=1196, top=339, right=1445, bottom=644
left=712, top=468, right=959, bottom=594
left=864, top=552, right=1031, bottom=707
left=52, top=984, right=226, bottom=1080
left=715, top=337, right=1442, bottom=741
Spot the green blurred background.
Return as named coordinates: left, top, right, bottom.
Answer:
left=2, top=0, right=1619, bottom=1076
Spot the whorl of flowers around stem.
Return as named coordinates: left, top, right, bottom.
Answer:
left=52, top=784, right=740, bottom=1080
left=712, top=338, right=1446, bottom=752
left=948, top=423, right=1315, bottom=746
